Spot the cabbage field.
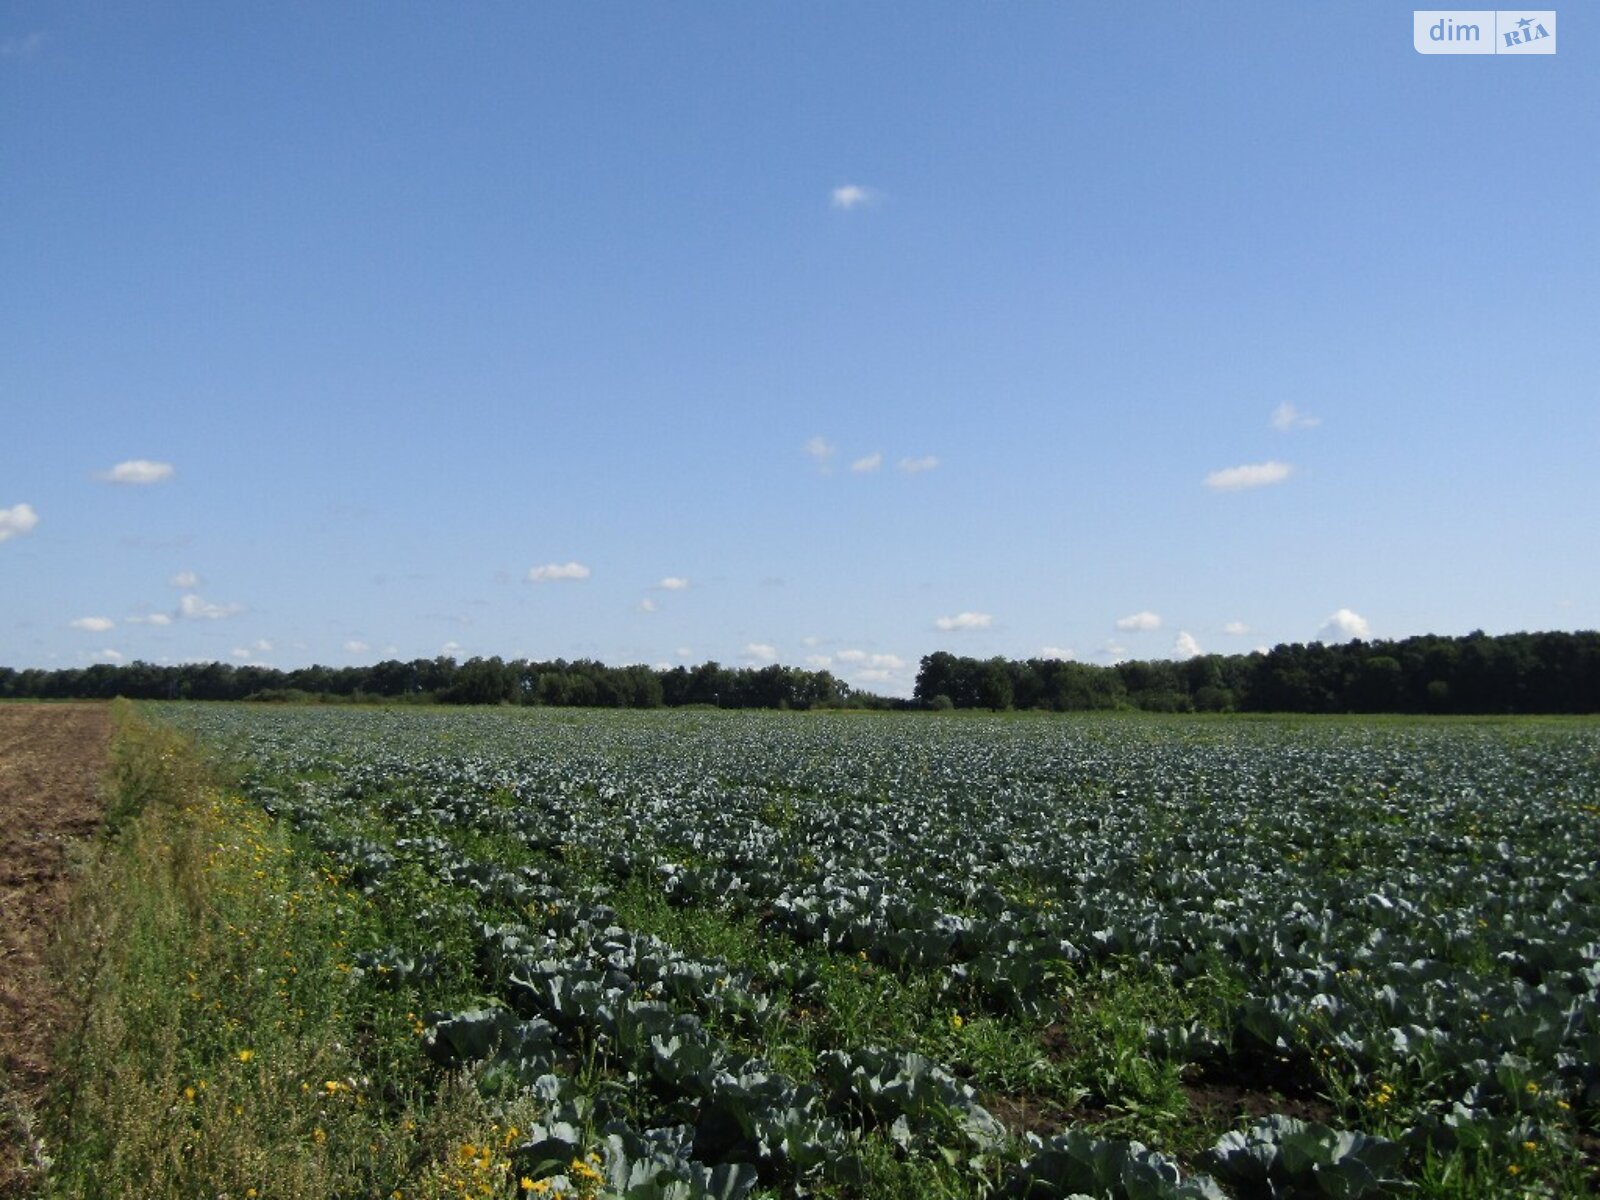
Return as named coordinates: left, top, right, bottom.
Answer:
left=158, top=705, right=1600, bottom=1198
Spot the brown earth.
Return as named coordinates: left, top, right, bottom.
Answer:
left=0, top=703, right=112, bottom=1195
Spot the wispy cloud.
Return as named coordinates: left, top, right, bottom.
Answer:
left=0, top=502, right=39, bottom=543
left=178, top=593, right=243, bottom=620
left=169, top=570, right=201, bottom=588
left=836, top=650, right=905, bottom=670
left=637, top=597, right=659, bottom=613
left=1174, top=631, right=1203, bottom=659
left=935, top=611, right=992, bottom=632
left=0, top=32, right=46, bottom=59
left=742, top=642, right=778, bottom=662
left=657, top=576, right=690, bottom=590
left=831, top=184, right=878, bottom=211
left=528, top=562, right=591, bottom=583
left=1115, top=611, right=1162, bottom=632
left=343, top=640, right=369, bottom=654
left=70, top=616, right=115, bottom=633
left=1319, top=608, right=1370, bottom=642
left=1270, top=402, right=1321, bottom=431
left=850, top=452, right=883, bottom=473
left=805, top=654, right=833, bottom=668
left=1204, top=461, right=1292, bottom=491
left=802, top=436, right=837, bottom=472
left=1223, top=621, right=1250, bottom=636
left=127, top=612, right=173, bottom=626
left=97, top=459, right=175, bottom=485
left=1039, top=646, right=1075, bottom=661
left=898, top=455, right=940, bottom=474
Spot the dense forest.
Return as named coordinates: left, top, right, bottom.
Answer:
left=916, top=630, right=1600, bottom=714
left=2, top=630, right=1597, bottom=713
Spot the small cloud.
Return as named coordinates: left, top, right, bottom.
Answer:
left=657, top=576, right=690, bottom=590
left=127, top=613, right=174, bottom=626
left=169, top=570, right=201, bottom=588
left=231, top=649, right=252, bottom=660
left=528, top=561, right=591, bottom=583
left=836, top=649, right=904, bottom=670
left=97, top=459, right=175, bottom=485
left=898, top=455, right=940, bottom=474
left=803, top=436, right=837, bottom=471
left=675, top=647, right=694, bottom=659
left=935, top=611, right=992, bottom=632
left=1174, top=631, right=1203, bottom=659
left=178, top=593, right=243, bottom=620
left=1101, top=641, right=1129, bottom=663
left=805, top=654, right=833, bottom=668
left=1318, top=608, right=1371, bottom=642
left=850, top=452, right=883, bottom=473
left=1115, top=611, right=1162, bottom=632
left=1223, top=621, right=1250, bottom=636
left=1, top=32, right=46, bottom=58
left=97, top=648, right=124, bottom=663
left=0, top=502, right=39, bottom=543
left=742, top=642, right=778, bottom=662
left=343, top=640, right=369, bottom=654
left=1039, top=646, right=1075, bottom=661
left=441, top=640, right=464, bottom=655
left=1270, top=402, right=1321, bottom=431
left=1204, top=461, right=1293, bottom=492
left=830, top=184, right=878, bottom=210
left=637, top=597, right=659, bottom=613
left=70, top=616, right=115, bottom=633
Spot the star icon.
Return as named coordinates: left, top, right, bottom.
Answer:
left=1517, top=16, right=1534, bottom=30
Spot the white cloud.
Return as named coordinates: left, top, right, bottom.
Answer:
left=850, top=452, right=883, bottom=473
left=1204, top=461, right=1293, bottom=491
left=344, top=640, right=369, bottom=654
left=231, top=648, right=252, bottom=660
left=127, top=613, right=174, bottom=626
left=803, top=436, right=837, bottom=471
left=169, top=570, right=201, bottom=588
left=70, top=616, right=115, bottom=632
left=830, top=184, right=877, bottom=210
left=0, top=503, right=39, bottom=543
left=657, top=576, right=690, bottom=590
left=97, top=459, right=174, bottom=485
left=528, top=561, right=591, bottom=583
left=1270, top=402, right=1322, bottom=431
left=898, top=455, right=940, bottom=474
left=1, top=33, right=46, bottom=59
left=1102, top=641, right=1129, bottom=663
left=836, top=649, right=904, bottom=670
left=742, top=642, right=778, bottom=662
left=1115, top=611, right=1162, bottom=632
left=1174, top=631, right=1203, bottom=659
left=1318, top=608, right=1371, bottom=642
left=98, top=649, right=124, bottom=663
left=1223, top=621, right=1250, bottom=636
left=1039, top=646, right=1075, bottom=661
left=675, top=647, right=694, bottom=659
left=637, top=597, right=659, bottom=613
left=805, top=654, right=833, bottom=668
left=441, top=640, right=464, bottom=655
left=935, top=611, right=992, bottom=632
left=178, top=593, right=243, bottom=620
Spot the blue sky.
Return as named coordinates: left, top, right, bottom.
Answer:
left=3, top=3, right=1596, bottom=695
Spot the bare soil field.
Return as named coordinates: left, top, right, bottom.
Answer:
left=0, top=704, right=111, bottom=1195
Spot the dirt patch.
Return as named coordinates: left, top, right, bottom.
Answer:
left=0, top=703, right=112, bottom=1194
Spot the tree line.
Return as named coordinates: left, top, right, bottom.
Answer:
left=914, top=630, right=1600, bottom=714
left=0, top=656, right=886, bottom=710
left=3, top=629, right=1596, bottom=713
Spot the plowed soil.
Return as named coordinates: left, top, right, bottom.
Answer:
left=0, top=703, right=111, bottom=1194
